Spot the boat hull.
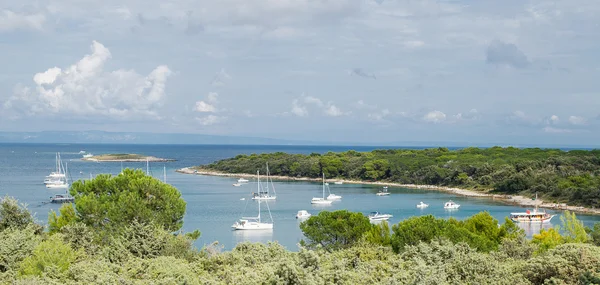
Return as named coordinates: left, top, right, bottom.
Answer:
left=232, top=222, right=273, bottom=230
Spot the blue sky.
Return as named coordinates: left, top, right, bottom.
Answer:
left=1, top=0, right=599, bottom=145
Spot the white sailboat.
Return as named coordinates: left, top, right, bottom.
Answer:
left=325, top=181, right=342, bottom=200
left=46, top=154, right=69, bottom=189
left=311, top=173, right=333, bottom=205
left=232, top=177, right=274, bottom=230
left=252, top=163, right=276, bottom=200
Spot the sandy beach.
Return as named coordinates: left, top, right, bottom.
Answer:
left=177, top=167, right=600, bottom=215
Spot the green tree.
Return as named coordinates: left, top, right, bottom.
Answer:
left=560, top=211, right=589, bottom=243
left=532, top=228, right=563, bottom=253
left=0, top=196, right=40, bottom=233
left=70, top=169, right=186, bottom=232
left=48, top=203, right=77, bottom=234
left=363, top=221, right=391, bottom=246
left=391, top=215, right=447, bottom=253
left=589, top=223, right=600, bottom=246
left=299, top=210, right=371, bottom=252
left=19, top=234, right=80, bottom=277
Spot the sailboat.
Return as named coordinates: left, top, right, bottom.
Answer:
left=325, top=181, right=342, bottom=200
left=376, top=186, right=390, bottom=196
left=44, top=153, right=66, bottom=185
left=251, top=163, right=276, bottom=200
left=232, top=172, right=274, bottom=230
left=311, top=173, right=333, bottom=205
left=49, top=163, right=74, bottom=203
left=46, top=155, right=69, bottom=189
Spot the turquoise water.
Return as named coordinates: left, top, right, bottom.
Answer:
left=1, top=143, right=600, bottom=251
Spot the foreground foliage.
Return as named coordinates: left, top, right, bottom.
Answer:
left=199, top=147, right=600, bottom=207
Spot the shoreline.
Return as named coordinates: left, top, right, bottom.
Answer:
left=176, top=167, right=600, bottom=215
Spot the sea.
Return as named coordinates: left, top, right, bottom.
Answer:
left=1, top=143, right=599, bottom=251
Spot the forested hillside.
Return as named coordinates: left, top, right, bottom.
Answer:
left=199, top=147, right=600, bottom=208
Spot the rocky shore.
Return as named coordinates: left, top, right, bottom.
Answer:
left=177, top=167, right=600, bottom=215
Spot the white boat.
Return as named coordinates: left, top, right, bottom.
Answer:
left=46, top=155, right=69, bottom=189
left=311, top=173, right=333, bottom=205
left=44, top=153, right=66, bottom=184
left=233, top=183, right=242, bottom=187
left=78, top=150, right=86, bottom=154
left=510, top=193, right=555, bottom=223
left=296, top=210, right=311, bottom=219
left=325, top=180, right=342, bottom=200
left=416, top=201, right=429, bottom=208
left=368, top=211, right=393, bottom=221
left=238, top=178, right=249, bottom=183
left=251, top=163, right=276, bottom=200
left=444, top=200, right=460, bottom=209
left=376, top=186, right=390, bottom=196
left=334, top=181, right=343, bottom=185
left=82, top=153, right=93, bottom=158
left=50, top=194, right=74, bottom=203
left=232, top=200, right=273, bottom=230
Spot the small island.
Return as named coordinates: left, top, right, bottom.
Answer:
left=81, top=153, right=175, bottom=162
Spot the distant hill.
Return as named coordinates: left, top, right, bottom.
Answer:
left=0, top=131, right=316, bottom=145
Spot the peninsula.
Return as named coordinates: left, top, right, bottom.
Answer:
left=82, top=153, right=175, bottom=162
left=178, top=147, right=600, bottom=215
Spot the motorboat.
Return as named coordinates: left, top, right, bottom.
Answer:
left=510, top=193, right=555, bottom=223
left=82, top=153, right=93, bottom=158
left=376, top=186, right=390, bottom=196
left=233, top=183, right=242, bottom=187
left=444, top=200, right=460, bottom=209
left=296, top=210, right=312, bottom=219
left=311, top=173, right=333, bottom=205
left=334, top=181, right=343, bottom=185
left=416, top=201, right=429, bottom=208
left=232, top=200, right=273, bottom=230
left=368, top=211, right=393, bottom=222
left=50, top=194, right=74, bottom=204
left=238, top=178, right=249, bottom=183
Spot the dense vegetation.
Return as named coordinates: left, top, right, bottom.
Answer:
left=199, top=147, right=600, bottom=208
left=2, top=170, right=600, bottom=284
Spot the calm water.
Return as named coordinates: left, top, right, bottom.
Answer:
left=1, top=143, right=599, bottom=251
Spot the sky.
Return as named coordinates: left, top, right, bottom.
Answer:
left=1, top=0, right=599, bottom=146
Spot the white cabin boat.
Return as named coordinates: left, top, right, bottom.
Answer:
left=238, top=178, right=249, bottom=183
left=311, top=173, right=333, bottom=205
left=416, top=201, right=429, bottom=208
left=82, top=153, right=93, bottom=158
left=233, top=183, right=242, bottom=187
left=444, top=200, right=460, bottom=209
left=232, top=200, right=273, bottom=230
left=368, top=211, right=393, bottom=221
left=376, top=186, right=390, bottom=196
left=50, top=194, right=74, bottom=204
left=296, top=210, right=311, bottom=219
left=510, top=194, right=555, bottom=223
left=334, top=181, right=343, bottom=185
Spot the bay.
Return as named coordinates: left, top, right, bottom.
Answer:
left=1, top=143, right=599, bottom=251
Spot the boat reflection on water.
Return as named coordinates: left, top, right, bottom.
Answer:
left=517, top=222, right=554, bottom=237
left=232, top=228, right=274, bottom=244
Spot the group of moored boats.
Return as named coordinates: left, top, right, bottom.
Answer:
left=44, top=153, right=75, bottom=203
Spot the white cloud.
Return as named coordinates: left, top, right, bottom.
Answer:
left=356, top=100, right=378, bottom=110
left=423, top=110, right=446, bottom=123
left=568, top=115, right=587, bottom=125
left=303, top=96, right=324, bottom=107
left=368, top=109, right=390, bottom=121
left=0, top=10, right=45, bottom=32
left=194, top=92, right=219, bottom=113
left=195, top=114, right=224, bottom=126
left=194, top=101, right=216, bottom=113
left=291, top=99, right=308, bottom=117
left=549, top=115, right=560, bottom=124
left=325, top=104, right=343, bottom=117
left=5, top=41, right=172, bottom=120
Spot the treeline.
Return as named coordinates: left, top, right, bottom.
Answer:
left=200, top=147, right=600, bottom=208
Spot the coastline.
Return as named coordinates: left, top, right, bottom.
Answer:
left=176, top=167, right=600, bottom=215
